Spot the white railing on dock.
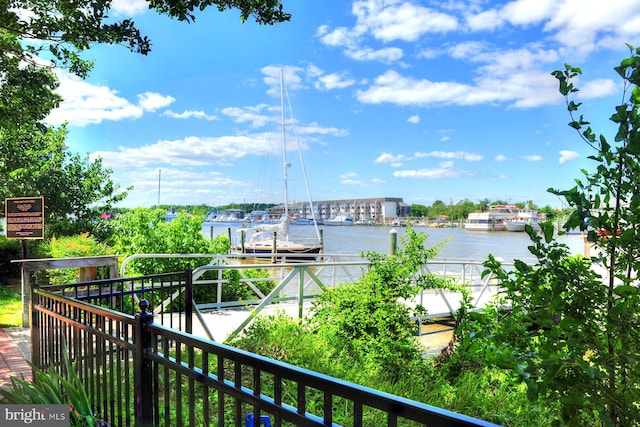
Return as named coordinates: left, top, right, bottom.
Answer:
left=120, top=253, right=512, bottom=341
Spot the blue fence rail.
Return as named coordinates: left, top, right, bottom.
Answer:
left=31, top=269, right=501, bottom=426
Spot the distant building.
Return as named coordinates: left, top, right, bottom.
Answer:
left=268, top=197, right=407, bottom=224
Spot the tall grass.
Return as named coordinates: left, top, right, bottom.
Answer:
left=0, top=285, right=22, bottom=327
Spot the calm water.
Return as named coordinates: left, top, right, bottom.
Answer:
left=201, top=222, right=585, bottom=263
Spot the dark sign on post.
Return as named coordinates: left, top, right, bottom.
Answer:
left=5, top=196, right=45, bottom=239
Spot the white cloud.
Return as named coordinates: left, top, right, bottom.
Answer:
left=339, top=172, right=384, bottom=187
left=415, top=151, right=483, bottom=161
left=261, top=65, right=305, bottom=96
left=356, top=43, right=564, bottom=109
left=500, top=0, right=556, bottom=26
left=137, top=92, right=175, bottom=112
left=352, top=0, right=458, bottom=42
left=110, top=0, right=148, bottom=16
left=407, top=115, right=420, bottom=124
left=316, top=73, right=357, bottom=90
left=320, top=0, right=638, bottom=110
left=465, top=9, right=502, bottom=31
left=47, top=73, right=143, bottom=126
left=220, top=105, right=273, bottom=128
left=374, top=152, right=409, bottom=166
left=92, top=134, right=269, bottom=169
left=357, top=68, right=534, bottom=107
left=340, top=172, right=364, bottom=185
left=296, top=122, right=349, bottom=137
left=47, top=74, right=177, bottom=126
left=522, top=155, right=543, bottom=161
left=118, top=167, right=253, bottom=208
left=317, top=26, right=358, bottom=49
left=495, top=154, right=507, bottom=162
left=345, top=46, right=404, bottom=63
left=468, top=0, right=640, bottom=55
left=578, top=78, right=618, bottom=99
left=393, top=162, right=471, bottom=179
left=559, top=150, right=580, bottom=164
left=543, top=1, right=640, bottom=53
left=163, top=110, right=218, bottom=121
left=317, top=0, right=457, bottom=64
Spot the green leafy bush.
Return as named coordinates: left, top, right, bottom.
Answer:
left=38, top=233, right=111, bottom=285
left=452, top=46, right=640, bottom=426
left=112, top=208, right=220, bottom=275
left=307, top=226, right=452, bottom=382
left=112, top=208, right=274, bottom=304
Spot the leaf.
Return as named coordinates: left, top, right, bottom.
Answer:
left=526, top=381, right=539, bottom=401
left=613, top=285, right=636, bottom=298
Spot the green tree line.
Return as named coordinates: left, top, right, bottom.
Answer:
left=410, top=199, right=564, bottom=221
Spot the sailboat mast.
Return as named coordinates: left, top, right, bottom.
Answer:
left=280, top=69, right=290, bottom=239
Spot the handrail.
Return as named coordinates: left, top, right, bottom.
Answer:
left=118, top=253, right=513, bottom=341
left=31, top=277, right=501, bottom=426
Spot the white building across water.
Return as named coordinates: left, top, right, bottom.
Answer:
left=266, top=197, right=410, bottom=225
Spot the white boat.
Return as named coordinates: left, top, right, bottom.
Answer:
left=354, top=218, right=375, bottom=226
left=324, top=214, right=354, bottom=226
left=292, top=217, right=314, bottom=225
left=505, top=209, right=541, bottom=232
left=464, top=205, right=517, bottom=231
left=241, top=70, right=323, bottom=258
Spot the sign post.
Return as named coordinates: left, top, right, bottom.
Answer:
left=5, top=197, right=45, bottom=327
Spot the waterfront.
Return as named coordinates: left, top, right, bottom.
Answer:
left=202, top=222, right=585, bottom=264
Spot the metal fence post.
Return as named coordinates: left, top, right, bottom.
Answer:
left=134, top=299, right=154, bottom=426
left=185, top=267, right=193, bottom=334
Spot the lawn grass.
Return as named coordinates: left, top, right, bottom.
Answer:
left=0, top=284, right=22, bottom=327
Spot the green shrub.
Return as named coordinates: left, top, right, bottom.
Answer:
left=111, top=208, right=275, bottom=304
left=230, top=312, right=560, bottom=426
left=38, top=233, right=111, bottom=285
left=112, top=208, right=221, bottom=275
left=307, top=226, right=451, bottom=382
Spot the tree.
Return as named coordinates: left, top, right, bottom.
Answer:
left=1, top=0, right=290, bottom=78
left=454, top=46, right=640, bottom=426
left=0, top=121, right=129, bottom=238
left=409, top=203, right=428, bottom=217
left=429, top=199, right=448, bottom=217
left=0, top=0, right=290, bottom=236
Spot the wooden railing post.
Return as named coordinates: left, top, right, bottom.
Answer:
left=30, top=280, right=40, bottom=373
left=134, top=299, right=154, bottom=426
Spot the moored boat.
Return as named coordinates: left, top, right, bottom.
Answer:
left=505, top=209, right=541, bottom=232
left=324, top=214, right=354, bottom=226
left=464, top=205, right=517, bottom=231
left=241, top=69, right=323, bottom=257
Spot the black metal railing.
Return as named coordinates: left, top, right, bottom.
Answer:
left=30, top=270, right=501, bottom=427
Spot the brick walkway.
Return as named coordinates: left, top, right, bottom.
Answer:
left=0, top=327, right=32, bottom=390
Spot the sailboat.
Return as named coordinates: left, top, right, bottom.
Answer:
left=240, top=70, right=323, bottom=259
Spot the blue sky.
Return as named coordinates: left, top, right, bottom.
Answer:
left=45, top=0, right=640, bottom=209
